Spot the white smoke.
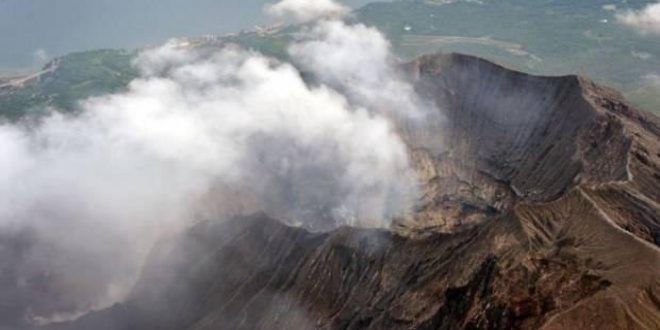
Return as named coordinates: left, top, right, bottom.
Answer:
left=289, top=20, right=433, bottom=121
left=617, top=2, right=660, bottom=35
left=0, top=0, right=438, bottom=324
left=266, top=0, right=349, bottom=23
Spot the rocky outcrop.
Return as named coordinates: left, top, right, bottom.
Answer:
left=48, top=53, right=660, bottom=330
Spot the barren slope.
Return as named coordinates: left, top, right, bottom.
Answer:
left=47, top=53, right=660, bottom=330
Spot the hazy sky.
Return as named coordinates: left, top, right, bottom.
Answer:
left=0, top=0, right=374, bottom=72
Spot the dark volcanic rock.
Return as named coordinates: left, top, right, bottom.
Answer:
left=46, top=54, right=660, bottom=330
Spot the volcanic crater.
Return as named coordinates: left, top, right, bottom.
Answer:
left=45, top=53, right=660, bottom=330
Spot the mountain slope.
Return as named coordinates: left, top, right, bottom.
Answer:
left=47, top=53, right=660, bottom=330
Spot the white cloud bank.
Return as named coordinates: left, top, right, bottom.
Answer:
left=617, top=2, right=660, bottom=35
left=0, top=42, right=418, bottom=320
left=265, top=0, right=349, bottom=23
left=0, top=0, right=440, bottom=323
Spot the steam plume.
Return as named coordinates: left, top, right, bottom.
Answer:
left=0, top=0, right=437, bottom=324
left=289, top=20, right=433, bottom=121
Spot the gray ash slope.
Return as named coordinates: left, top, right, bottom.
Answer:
left=46, top=53, right=660, bottom=330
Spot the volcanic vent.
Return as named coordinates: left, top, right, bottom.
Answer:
left=48, top=53, right=660, bottom=330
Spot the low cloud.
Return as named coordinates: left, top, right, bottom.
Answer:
left=265, top=0, right=349, bottom=23
left=616, top=2, right=660, bottom=35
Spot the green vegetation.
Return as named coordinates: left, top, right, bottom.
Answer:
left=0, top=49, right=138, bottom=120
left=223, top=29, right=295, bottom=60
left=1, top=1, right=658, bottom=118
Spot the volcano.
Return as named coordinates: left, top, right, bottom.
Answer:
left=43, top=53, right=660, bottom=330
